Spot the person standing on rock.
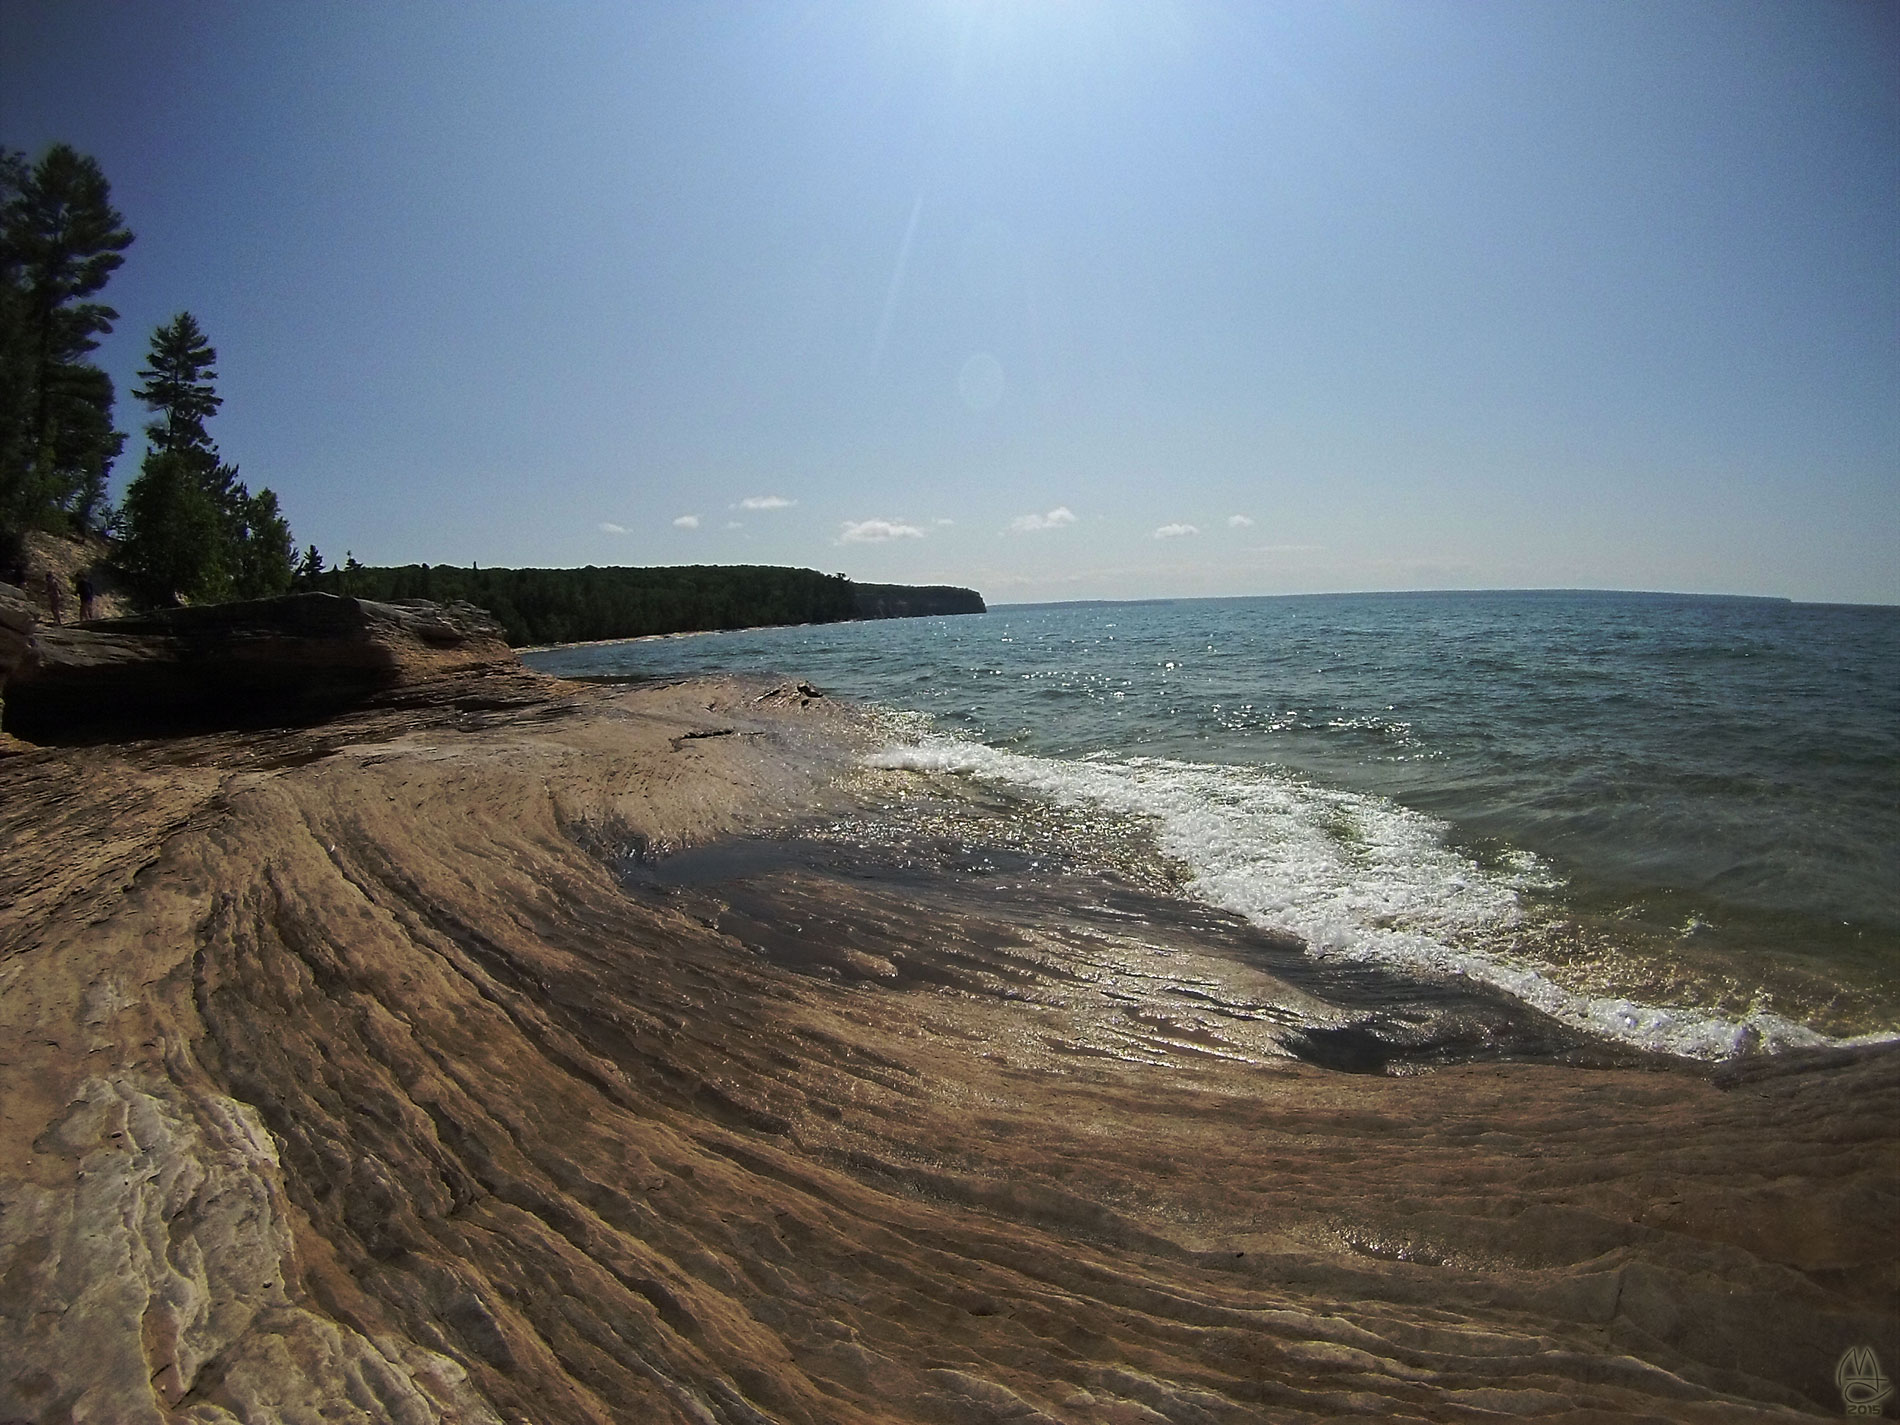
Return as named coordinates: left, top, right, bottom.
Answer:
left=76, top=572, right=96, bottom=621
left=43, top=570, right=63, bottom=624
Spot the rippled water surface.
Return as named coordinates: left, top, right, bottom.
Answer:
left=526, top=591, right=1900, bottom=1055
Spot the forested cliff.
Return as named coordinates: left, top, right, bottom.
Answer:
left=299, top=561, right=984, bottom=646
left=850, top=582, right=987, bottom=620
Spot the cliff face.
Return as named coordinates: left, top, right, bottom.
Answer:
left=0, top=671, right=1893, bottom=1423
left=849, top=582, right=986, bottom=619
left=0, top=583, right=33, bottom=708
left=1, top=592, right=513, bottom=740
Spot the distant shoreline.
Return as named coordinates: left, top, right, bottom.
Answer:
left=292, top=563, right=984, bottom=647
left=515, top=621, right=816, bottom=655
left=988, top=587, right=1813, bottom=610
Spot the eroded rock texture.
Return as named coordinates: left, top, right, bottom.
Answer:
left=0, top=582, right=35, bottom=750
left=0, top=583, right=33, bottom=681
left=0, top=673, right=1893, bottom=1422
left=2, top=593, right=513, bottom=740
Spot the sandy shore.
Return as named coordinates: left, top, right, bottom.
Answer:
left=1, top=669, right=1893, bottom=1422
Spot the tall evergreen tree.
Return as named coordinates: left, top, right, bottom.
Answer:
left=132, top=311, right=221, bottom=456
left=116, top=448, right=227, bottom=600
left=38, top=363, right=122, bottom=527
left=119, top=313, right=297, bottom=603
left=0, top=143, right=134, bottom=533
left=0, top=150, right=32, bottom=516
left=230, top=485, right=296, bottom=598
left=292, top=544, right=326, bottom=589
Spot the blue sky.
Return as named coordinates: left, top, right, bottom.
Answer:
left=3, top=0, right=1895, bottom=603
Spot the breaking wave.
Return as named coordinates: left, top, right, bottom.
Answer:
left=869, top=734, right=1896, bottom=1062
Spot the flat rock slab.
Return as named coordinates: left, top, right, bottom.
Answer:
left=0, top=673, right=1893, bottom=1423
left=3, top=593, right=514, bottom=740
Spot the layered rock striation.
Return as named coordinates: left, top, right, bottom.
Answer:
left=0, top=669, right=1893, bottom=1422
left=1, top=593, right=514, bottom=741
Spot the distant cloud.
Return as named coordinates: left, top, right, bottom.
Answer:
left=672, top=514, right=700, bottom=529
left=839, top=518, right=924, bottom=544
left=1226, top=514, right=1254, bottom=528
left=738, top=495, right=795, bottom=511
left=1153, top=523, right=1199, bottom=539
left=725, top=520, right=743, bottom=530
left=598, top=521, right=628, bottom=534
left=934, top=517, right=954, bottom=526
left=1009, top=506, right=1077, bottom=534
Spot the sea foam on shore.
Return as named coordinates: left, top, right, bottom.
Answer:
left=3, top=671, right=1894, bottom=1422
left=868, top=732, right=1900, bottom=1062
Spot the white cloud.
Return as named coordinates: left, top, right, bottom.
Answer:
left=738, top=495, right=795, bottom=510
left=1226, top=514, right=1254, bottom=528
left=1153, top=523, right=1200, bottom=539
left=839, top=518, right=924, bottom=544
left=672, top=514, right=700, bottom=529
left=1008, top=506, right=1077, bottom=533
left=725, top=520, right=743, bottom=530
left=598, top=521, right=628, bottom=534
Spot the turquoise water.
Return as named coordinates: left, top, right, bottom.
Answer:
left=525, top=591, right=1900, bottom=1057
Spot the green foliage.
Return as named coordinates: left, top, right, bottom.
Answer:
left=850, top=583, right=986, bottom=618
left=0, top=143, right=134, bottom=535
left=116, top=449, right=227, bottom=601
left=133, top=312, right=221, bottom=456
left=36, top=362, right=123, bottom=527
left=0, top=150, right=27, bottom=496
left=301, top=563, right=864, bottom=645
left=117, top=312, right=298, bottom=604
left=230, top=486, right=296, bottom=598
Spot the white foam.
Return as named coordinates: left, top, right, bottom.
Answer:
left=868, top=735, right=1894, bottom=1061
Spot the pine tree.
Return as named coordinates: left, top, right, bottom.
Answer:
left=0, top=144, right=134, bottom=534
left=116, top=448, right=226, bottom=600
left=292, top=544, right=326, bottom=590
left=0, top=150, right=33, bottom=515
left=37, top=363, right=121, bottom=527
left=132, top=312, right=221, bottom=456
left=119, top=313, right=297, bottom=603
left=230, top=485, right=295, bottom=598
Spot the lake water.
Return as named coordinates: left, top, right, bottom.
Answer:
left=524, top=591, right=1900, bottom=1061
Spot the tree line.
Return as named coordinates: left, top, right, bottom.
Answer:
left=0, top=142, right=295, bottom=602
left=1, top=141, right=986, bottom=640
left=300, top=562, right=865, bottom=646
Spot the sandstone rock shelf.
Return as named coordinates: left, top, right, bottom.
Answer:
left=1, top=592, right=515, bottom=741
left=0, top=669, right=1893, bottom=1422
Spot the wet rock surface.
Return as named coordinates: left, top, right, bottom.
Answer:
left=0, top=670, right=1893, bottom=1422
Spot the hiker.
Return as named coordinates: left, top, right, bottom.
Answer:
left=76, top=572, right=96, bottom=621
left=43, top=569, right=62, bottom=624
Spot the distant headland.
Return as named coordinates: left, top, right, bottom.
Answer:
left=292, top=561, right=985, bottom=646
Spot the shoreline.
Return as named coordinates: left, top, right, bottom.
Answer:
left=527, top=590, right=1900, bottom=1055
left=2, top=669, right=1894, bottom=1420
left=514, top=621, right=823, bottom=655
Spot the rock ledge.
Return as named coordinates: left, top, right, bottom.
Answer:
left=2, top=593, right=515, bottom=740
